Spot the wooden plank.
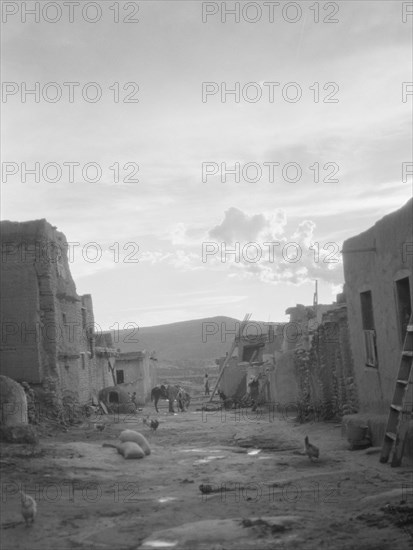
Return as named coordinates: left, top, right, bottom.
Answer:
left=99, top=401, right=108, bottom=415
left=391, top=422, right=410, bottom=467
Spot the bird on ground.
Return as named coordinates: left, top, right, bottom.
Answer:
left=20, top=491, right=37, bottom=526
left=304, top=436, right=320, bottom=462
left=143, top=416, right=159, bottom=432
left=150, top=419, right=159, bottom=432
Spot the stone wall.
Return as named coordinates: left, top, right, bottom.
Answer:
left=294, top=305, right=359, bottom=421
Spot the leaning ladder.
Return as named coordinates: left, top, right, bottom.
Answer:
left=379, top=314, right=413, bottom=466
left=208, top=313, right=252, bottom=402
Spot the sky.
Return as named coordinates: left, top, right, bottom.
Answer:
left=1, top=0, right=412, bottom=329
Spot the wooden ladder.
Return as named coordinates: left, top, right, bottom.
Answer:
left=379, top=314, right=413, bottom=466
left=208, top=313, right=252, bottom=402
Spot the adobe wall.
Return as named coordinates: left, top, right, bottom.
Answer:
left=95, top=350, right=117, bottom=396
left=269, top=350, right=299, bottom=405
left=115, top=351, right=156, bottom=405
left=142, top=357, right=157, bottom=402
left=219, top=357, right=246, bottom=397
left=1, top=219, right=59, bottom=382
left=1, top=219, right=99, bottom=405
left=342, top=199, right=413, bottom=414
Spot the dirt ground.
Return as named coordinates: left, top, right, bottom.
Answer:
left=1, top=400, right=412, bottom=550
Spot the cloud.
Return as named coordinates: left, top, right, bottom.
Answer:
left=209, top=207, right=286, bottom=243
left=206, top=207, right=344, bottom=287
left=135, top=207, right=344, bottom=289
left=170, top=222, right=188, bottom=245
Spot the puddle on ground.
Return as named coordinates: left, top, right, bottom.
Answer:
left=247, top=449, right=261, bottom=456
left=158, top=497, right=178, bottom=503
left=193, top=455, right=227, bottom=464
left=143, top=541, right=178, bottom=548
left=180, top=448, right=223, bottom=453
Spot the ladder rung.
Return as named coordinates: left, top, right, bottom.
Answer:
left=380, top=315, right=412, bottom=465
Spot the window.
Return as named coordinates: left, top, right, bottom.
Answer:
left=242, top=345, right=261, bottom=362
left=360, top=291, right=375, bottom=331
left=80, top=352, right=86, bottom=369
left=81, top=307, right=87, bottom=330
left=395, top=277, right=412, bottom=344
left=360, top=291, right=378, bottom=367
left=116, top=370, right=124, bottom=384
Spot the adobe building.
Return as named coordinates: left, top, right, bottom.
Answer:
left=270, top=302, right=344, bottom=407
left=0, top=219, right=98, bottom=405
left=342, top=199, right=413, bottom=416
left=114, top=350, right=157, bottom=406
left=216, top=323, right=283, bottom=401
left=95, top=332, right=158, bottom=406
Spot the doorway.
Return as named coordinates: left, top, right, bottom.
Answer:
left=395, top=277, right=412, bottom=344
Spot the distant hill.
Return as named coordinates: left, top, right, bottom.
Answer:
left=111, top=316, right=278, bottom=365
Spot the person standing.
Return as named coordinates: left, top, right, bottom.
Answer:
left=131, top=392, right=137, bottom=410
left=204, top=374, right=210, bottom=396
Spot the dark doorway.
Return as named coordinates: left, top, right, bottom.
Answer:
left=116, top=370, right=125, bottom=384
left=395, top=277, right=412, bottom=344
left=109, top=391, right=119, bottom=403
left=360, top=290, right=377, bottom=367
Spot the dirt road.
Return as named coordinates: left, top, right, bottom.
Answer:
left=1, top=401, right=412, bottom=549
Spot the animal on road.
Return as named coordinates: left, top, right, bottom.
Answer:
left=151, top=385, right=169, bottom=413
left=151, top=384, right=190, bottom=413
left=176, top=388, right=191, bottom=412
left=304, top=436, right=320, bottom=462
left=143, top=416, right=160, bottom=432
left=20, top=491, right=37, bottom=526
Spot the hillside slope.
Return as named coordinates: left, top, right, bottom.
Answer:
left=111, top=316, right=276, bottom=364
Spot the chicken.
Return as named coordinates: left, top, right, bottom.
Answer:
left=143, top=416, right=159, bottom=432
left=20, top=491, right=37, bottom=526
left=95, top=424, right=105, bottom=432
left=150, top=419, right=159, bottom=432
left=304, top=436, right=320, bottom=462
